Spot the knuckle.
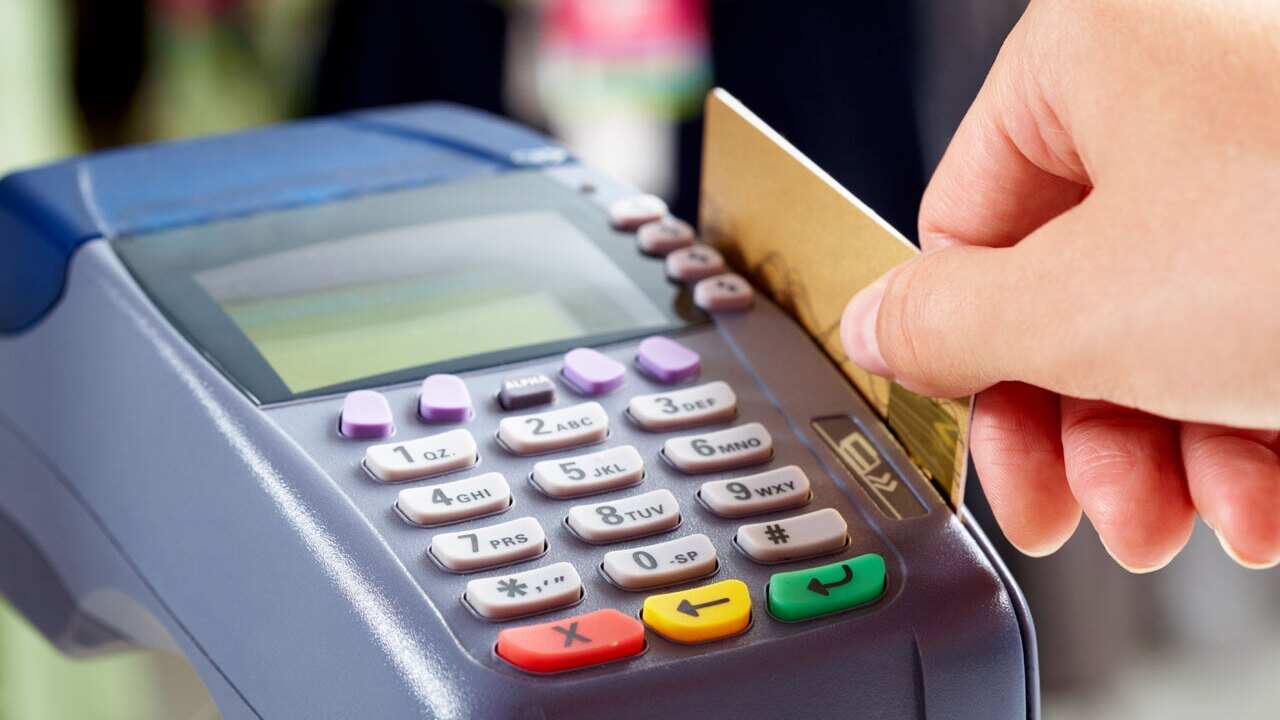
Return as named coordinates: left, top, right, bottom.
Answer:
left=971, top=415, right=1062, bottom=472
left=1063, top=415, right=1148, bottom=479
left=878, top=255, right=947, bottom=384
left=1061, top=425, right=1143, bottom=525
left=1067, top=433, right=1141, bottom=481
left=879, top=249, right=988, bottom=392
left=1061, top=413, right=1185, bottom=536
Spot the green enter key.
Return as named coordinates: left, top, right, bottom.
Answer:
left=767, top=553, right=886, bottom=622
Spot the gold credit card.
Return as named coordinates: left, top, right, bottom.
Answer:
left=698, top=88, right=969, bottom=510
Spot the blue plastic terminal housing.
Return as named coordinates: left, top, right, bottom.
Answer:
left=0, top=104, right=568, bottom=333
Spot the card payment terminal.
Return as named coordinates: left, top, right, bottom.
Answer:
left=0, top=104, right=1037, bottom=718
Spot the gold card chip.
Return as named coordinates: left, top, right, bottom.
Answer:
left=698, top=88, right=969, bottom=510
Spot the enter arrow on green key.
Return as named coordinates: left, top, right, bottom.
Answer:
left=767, top=554, right=886, bottom=622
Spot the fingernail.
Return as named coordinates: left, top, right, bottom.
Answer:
left=1215, top=528, right=1280, bottom=570
left=1098, top=536, right=1170, bottom=574
left=1009, top=540, right=1059, bottom=558
left=1008, top=525, right=1077, bottom=558
left=841, top=276, right=892, bottom=378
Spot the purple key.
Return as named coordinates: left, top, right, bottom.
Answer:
left=562, top=348, right=626, bottom=396
left=419, top=374, right=473, bottom=423
left=340, top=390, right=395, bottom=439
left=635, top=336, right=700, bottom=383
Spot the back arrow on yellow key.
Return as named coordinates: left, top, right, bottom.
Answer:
left=642, top=579, right=751, bottom=644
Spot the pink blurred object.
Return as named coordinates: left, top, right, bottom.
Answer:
left=545, top=0, right=707, bottom=58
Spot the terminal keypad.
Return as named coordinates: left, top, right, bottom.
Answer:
left=323, top=257, right=896, bottom=674
left=329, top=331, right=898, bottom=674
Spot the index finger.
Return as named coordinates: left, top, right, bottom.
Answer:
left=918, top=9, right=1090, bottom=252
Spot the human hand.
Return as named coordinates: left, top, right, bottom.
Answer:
left=840, top=0, right=1280, bottom=571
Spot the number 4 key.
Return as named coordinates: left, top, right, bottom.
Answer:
left=396, top=472, right=512, bottom=527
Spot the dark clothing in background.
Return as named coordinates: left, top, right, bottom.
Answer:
left=70, top=0, right=149, bottom=149
left=306, top=1, right=1019, bottom=244
left=310, top=1, right=929, bottom=238
left=311, top=0, right=507, bottom=117
left=673, top=1, right=925, bottom=236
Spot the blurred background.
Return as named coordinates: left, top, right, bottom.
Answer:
left=2, top=1, right=1278, bottom=718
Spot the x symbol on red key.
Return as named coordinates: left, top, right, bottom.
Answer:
left=551, top=621, right=592, bottom=647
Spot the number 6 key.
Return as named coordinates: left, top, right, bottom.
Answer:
left=662, top=423, right=773, bottom=474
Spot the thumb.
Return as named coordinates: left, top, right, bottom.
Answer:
left=840, top=205, right=1098, bottom=398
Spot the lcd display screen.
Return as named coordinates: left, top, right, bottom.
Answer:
left=115, top=170, right=700, bottom=404
left=193, top=211, right=670, bottom=394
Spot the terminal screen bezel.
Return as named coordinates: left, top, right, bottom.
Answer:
left=113, top=171, right=705, bottom=405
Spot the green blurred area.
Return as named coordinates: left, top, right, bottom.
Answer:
left=0, top=1, right=321, bottom=717
left=0, top=599, right=219, bottom=720
left=0, top=1, right=149, bottom=714
left=0, top=0, right=78, bottom=173
left=0, top=0, right=321, bottom=173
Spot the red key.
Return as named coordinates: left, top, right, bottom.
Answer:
left=496, top=608, right=645, bottom=673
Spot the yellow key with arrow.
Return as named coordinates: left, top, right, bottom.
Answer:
left=641, top=579, right=752, bottom=644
